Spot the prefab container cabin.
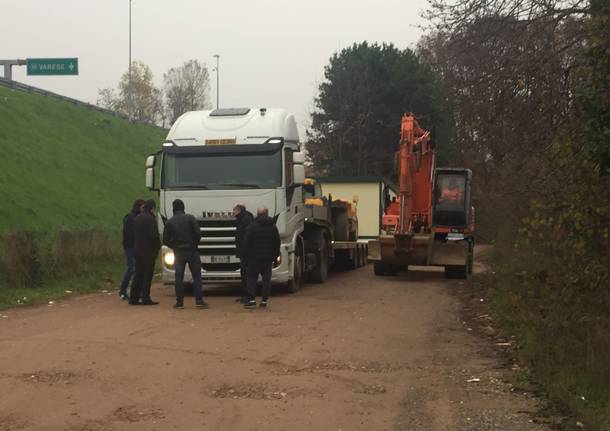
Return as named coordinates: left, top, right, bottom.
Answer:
left=315, top=176, right=397, bottom=240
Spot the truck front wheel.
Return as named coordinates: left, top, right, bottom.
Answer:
left=285, top=242, right=304, bottom=293
left=309, top=232, right=328, bottom=284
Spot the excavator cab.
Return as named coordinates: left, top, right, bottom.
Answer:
left=432, top=169, right=472, bottom=229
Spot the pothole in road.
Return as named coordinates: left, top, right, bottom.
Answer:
left=112, top=405, right=166, bottom=423
left=272, top=360, right=404, bottom=375
left=66, top=419, right=111, bottom=431
left=17, top=369, right=92, bottom=385
left=354, top=383, right=388, bottom=395
left=209, top=383, right=300, bottom=401
left=312, top=360, right=400, bottom=373
left=0, top=414, right=30, bottom=431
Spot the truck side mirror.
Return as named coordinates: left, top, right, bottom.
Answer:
left=292, top=151, right=305, bottom=185
left=293, top=164, right=305, bottom=185
left=146, top=168, right=155, bottom=190
left=293, top=151, right=305, bottom=164
left=146, top=155, right=156, bottom=168
left=145, top=155, right=157, bottom=190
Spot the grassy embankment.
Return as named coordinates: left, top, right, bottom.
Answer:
left=0, top=85, right=166, bottom=309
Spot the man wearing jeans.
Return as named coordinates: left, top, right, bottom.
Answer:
left=163, top=199, right=208, bottom=309
left=119, top=198, right=144, bottom=300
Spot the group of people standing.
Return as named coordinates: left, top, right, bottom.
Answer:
left=120, top=199, right=280, bottom=309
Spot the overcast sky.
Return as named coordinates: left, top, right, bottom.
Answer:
left=1, top=0, right=429, bottom=131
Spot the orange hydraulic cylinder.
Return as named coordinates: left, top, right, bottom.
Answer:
left=397, top=113, right=433, bottom=235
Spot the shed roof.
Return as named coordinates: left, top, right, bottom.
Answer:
left=315, top=175, right=397, bottom=192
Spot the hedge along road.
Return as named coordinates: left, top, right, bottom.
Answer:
left=0, top=257, right=551, bottom=431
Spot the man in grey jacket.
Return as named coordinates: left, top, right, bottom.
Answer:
left=163, top=199, right=208, bottom=309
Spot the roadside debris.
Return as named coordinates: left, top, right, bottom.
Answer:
left=466, top=378, right=481, bottom=383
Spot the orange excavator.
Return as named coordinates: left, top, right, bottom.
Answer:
left=368, top=113, right=475, bottom=278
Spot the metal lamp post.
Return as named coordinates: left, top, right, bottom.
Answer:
left=213, top=54, right=220, bottom=109
left=128, top=0, right=132, bottom=120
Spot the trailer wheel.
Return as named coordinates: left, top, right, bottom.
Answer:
left=334, top=211, right=349, bottom=241
left=286, top=241, right=304, bottom=293
left=467, top=242, right=474, bottom=275
left=445, top=265, right=467, bottom=279
left=347, top=249, right=357, bottom=270
left=374, top=262, right=385, bottom=276
left=309, top=232, right=328, bottom=284
left=385, top=265, right=398, bottom=276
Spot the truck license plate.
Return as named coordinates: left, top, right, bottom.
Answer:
left=210, top=255, right=230, bottom=264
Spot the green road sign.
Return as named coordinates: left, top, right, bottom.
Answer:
left=26, top=58, right=78, bottom=76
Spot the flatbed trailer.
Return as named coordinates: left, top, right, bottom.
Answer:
left=300, top=183, right=368, bottom=283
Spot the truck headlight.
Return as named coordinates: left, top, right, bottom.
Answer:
left=163, top=251, right=175, bottom=266
left=274, top=255, right=281, bottom=268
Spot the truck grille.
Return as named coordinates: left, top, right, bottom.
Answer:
left=198, top=218, right=240, bottom=272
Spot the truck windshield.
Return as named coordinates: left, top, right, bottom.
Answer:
left=162, top=150, right=282, bottom=190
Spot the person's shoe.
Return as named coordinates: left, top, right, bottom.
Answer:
left=196, top=301, right=209, bottom=309
left=140, top=300, right=159, bottom=305
left=244, top=300, right=256, bottom=309
left=259, top=299, right=268, bottom=308
left=119, top=292, right=129, bottom=300
left=173, top=302, right=184, bottom=309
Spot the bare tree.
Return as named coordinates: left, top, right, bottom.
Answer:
left=163, top=60, right=211, bottom=125
left=96, top=87, right=119, bottom=111
left=95, top=61, right=163, bottom=125
left=419, top=0, right=590, bottom=238
left=116, top=61, right=164, bottom=124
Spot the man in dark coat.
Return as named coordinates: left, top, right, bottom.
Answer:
left=119, top=198, right=144, bottom=300
left=130, top=199, right=161, bottom=305
left=242, top=207, right=280, bottom=309
left=163, top=199, right=208, bottom=309
left=233, top=203, right=253, bottom=304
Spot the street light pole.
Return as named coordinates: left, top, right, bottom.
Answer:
left=128, top=0, right=132, bottom=120
left=213, top=54, right=220, bottom=109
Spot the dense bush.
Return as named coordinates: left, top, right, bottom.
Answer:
left=0, top=230, right=120, bottom=288
left=491, top=139, right=610, bottom=428
left=422, top=0, right=610, bottom=427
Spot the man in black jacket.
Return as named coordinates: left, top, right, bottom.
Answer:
left=119, top=199, right=144, bottom=300
left=163, top=199, right=207, bottom=309
left=233, top=203, right=253, bottom=304
left=242, top=207, right=280, bottom=309
left=130, top=200, right=161, bottom=305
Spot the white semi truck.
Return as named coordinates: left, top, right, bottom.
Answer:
left=144, top=107, right=366, bottom=292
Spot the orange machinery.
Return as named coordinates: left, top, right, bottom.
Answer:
left=368, top=113, right=475, bottom=278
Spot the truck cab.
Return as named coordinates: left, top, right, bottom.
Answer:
left=145, top=108, right=306, bottom=291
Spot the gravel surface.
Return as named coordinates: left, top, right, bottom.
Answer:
left=0, top=256, right=552, bottom=430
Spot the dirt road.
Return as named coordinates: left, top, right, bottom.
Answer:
left=0, top=262, right=550, bottom=431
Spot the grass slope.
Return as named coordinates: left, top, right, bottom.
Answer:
left=0, top=86, right=166, bottom=232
